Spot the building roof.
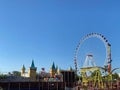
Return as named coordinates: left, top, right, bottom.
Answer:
left=22, top=65, right=25, bottom=70
left=51, top=62, right=55, bottom=70
left=30, top=60, right=36, bottom=69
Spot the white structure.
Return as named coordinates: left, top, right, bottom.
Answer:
left=83, top=54, right=96, bottom=67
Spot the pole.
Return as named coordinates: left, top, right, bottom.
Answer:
left=29, top=83, right=30, bottom=90
left=19, top=83, right=20, bottom=90
left=38, top=82, right=40, bottom=90
left=57, top=82, right=58, bottom=90
left=8, top=83, right=10, bottom=90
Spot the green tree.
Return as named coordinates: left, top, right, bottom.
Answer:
left=112, top=73, right=119, bottom=80
left=12, top=71, right=21, bottom=76
left=75, top=74, right=82, bottom=81
left=0, top=74, right=7, bottom=80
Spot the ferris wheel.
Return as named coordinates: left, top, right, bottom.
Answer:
left=74, top=33, right=112, bottom=74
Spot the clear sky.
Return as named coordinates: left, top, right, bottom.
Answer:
left=0, top=0, right=120, bottom=73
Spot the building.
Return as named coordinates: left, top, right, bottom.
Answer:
left=21, top=60, right=37, bottom=81
left=50, top=62, right=56, bottom=77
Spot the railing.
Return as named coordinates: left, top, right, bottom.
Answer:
left=0, top=81, right=67, bottom=90
left=0, top=79, right=120, bottom=90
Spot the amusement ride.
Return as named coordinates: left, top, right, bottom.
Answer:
left=74, top=33, right=112, bottom=88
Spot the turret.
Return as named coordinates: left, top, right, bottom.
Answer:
left=28, top=60, right=37, bottom=81
left=50, top=62, right=56, bottom=77
left=21, top=65, right=26, bottom=76
left=57, top=68, right=61, bottom=75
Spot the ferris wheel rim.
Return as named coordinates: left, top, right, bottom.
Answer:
left=74, top=33, right=111, bottom=74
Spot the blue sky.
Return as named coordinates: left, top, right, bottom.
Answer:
left=0, top=1, right=120, bottom=73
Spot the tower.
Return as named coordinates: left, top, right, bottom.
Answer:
left=21, top=65, right=26, bottom=76
left=50, top=62, right=56, bottom=77
left=28, top=60, right=37, bottom=81
left=57, top=68, right=61, bottom=75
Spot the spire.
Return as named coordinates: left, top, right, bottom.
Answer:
left=22, top=64, right=25, bottom=70
left=30, top=60, right=36, bottom=69
left=56, top=65, right=58, bottom=71
left=52, top=62, right=55, bottom=70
